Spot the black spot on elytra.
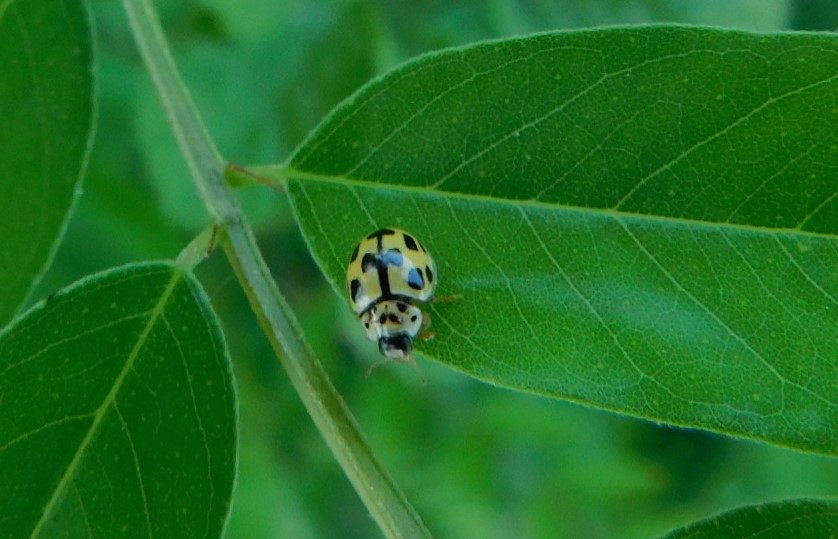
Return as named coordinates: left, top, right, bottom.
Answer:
left=403, top=234, right=418, bottom=251
left=410, top=315, right=417, bottom=322
left=349, top=244, right=360, bottom=263
left=350, top=279, right=361, bottom=302
left=361, top=252, right=377, bottom=272
left=388, top=314, right=399, bottom=323
left=367, top=228, right=395, bottom=240
left=426, top=266, right=434, bottom=284
left=364, top=322, right=370, bottom=328
left=407, top=268, right=424, bottom=290
left=397, top=302, right=408, bottom=313
left=379, top=314, right=387, bottom=324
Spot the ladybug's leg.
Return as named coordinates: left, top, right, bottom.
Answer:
left=419, top=294, right=461, bottom=340
left=431, top=294, right=462, bottom=304
left=419, top=312, right=435, bottom=341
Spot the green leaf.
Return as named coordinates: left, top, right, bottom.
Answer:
left=661, top=499, right=838, bottom=538
left=0, top=0, right=96, bottom=325
left=0, top=263, right=236, bottom=538
left=279, top=26, right=838, bottom=455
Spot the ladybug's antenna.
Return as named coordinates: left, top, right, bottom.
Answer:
left=407, top=355, right=427, bottom=385
left=364, top=355, right=426, bottom=384
left=364, top=358, right=389, bottom=378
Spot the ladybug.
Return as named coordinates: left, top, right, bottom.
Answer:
left=346, top=228, right=443, bottom=372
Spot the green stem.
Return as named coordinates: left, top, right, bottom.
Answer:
left=121, top=1, right=431, bottom=537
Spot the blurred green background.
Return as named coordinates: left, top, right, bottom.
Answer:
left=36, top=1, right=838, bottom=537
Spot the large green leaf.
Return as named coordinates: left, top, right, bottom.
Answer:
left=0, top=263, right=236, bottom=538
left=278, top=26, right=838, bottom=455
left=661, top=499, right=838, bottom=538
left=0, top=0, right=96, bottom=325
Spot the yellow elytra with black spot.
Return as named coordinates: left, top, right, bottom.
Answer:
left=346, top=228, right=437, bottom=361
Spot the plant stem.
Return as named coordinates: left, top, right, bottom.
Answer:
left=121, top=0, right=432, bottom=537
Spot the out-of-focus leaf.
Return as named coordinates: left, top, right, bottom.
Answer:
left=0, top=263, right=236, bottom=538
left=661, top=499, right=838, bottom=538
left=0, top=0, right=95, bottom=325
left=791, top=0, right=838, bottom=31
left=377, top=0, right=790, bottom=56
left=276, top=26, right=838, bottom=455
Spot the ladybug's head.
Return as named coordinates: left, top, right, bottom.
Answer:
left=378, top=333, right=413, bottom=361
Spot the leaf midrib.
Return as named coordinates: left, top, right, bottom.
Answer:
left=29, top=267, right=184, bottom=538
left=281, top=168, right=838, bottom=240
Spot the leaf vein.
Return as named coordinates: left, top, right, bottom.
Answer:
left=618, top=219, right=836, bottom=410
left=0, top=413, right=94, bottom=452
left=520, top=207, right=663, bottom=391
left=114, top=403, right=154, bottom=539
left=612, top=67, right=838, bottom=210
left=161, top=310, right=214, bottom=539
left=27, top=268, right=184, bottom=538
left=773, top=236, right=838, bottom=307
